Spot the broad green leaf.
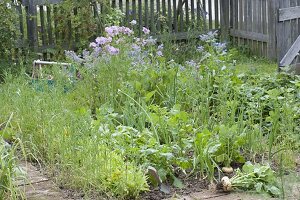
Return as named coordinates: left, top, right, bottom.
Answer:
left=173, top=176, right=184, bottom=189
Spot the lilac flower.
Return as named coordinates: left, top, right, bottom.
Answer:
left=157, top=50, right=163, bottom=57
left=96, top=37, right=112, bottom=45
left=121, top=27, right=134, bottom=35
left=91, top=47, right=102, bottom=58
left=65, top=50, right=83, bottom=63
left=212, top=42, right=227, bottom=52
left=196, top=46, right=204, bottom=53
left=142, top=27, right=150, bottom=35
left=142, top=37, right=157, bottom=46
left=132, top=44, right=141, bottom=52
left=130, top=20, right=137, bottom=25
left=199, top=30, right=218, bottom=42
left=105, top=45, right=120, bottom=55
left=89, top=42, right=97, bottom=48
left=186, top=60, right=197, bottom=68
left=105, top=26, right=120, bottom=37
left=82, top=49, right=90, bottom=60
left=158, top=44, right=164, bottom=50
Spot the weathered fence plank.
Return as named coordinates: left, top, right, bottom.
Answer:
left=278, top=6, right=300, bottom=21
left=280, top=35, right=300, bottom=66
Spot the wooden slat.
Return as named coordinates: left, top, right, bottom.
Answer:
left=173, top=0, right=178, bottom=32
left=157, top=0, right=161, bottom=33
left=53, top=5, right=59, bottom=44
left=247, top=0, right=253, bottom=50
left=185, top=0, right=190, bottom=27
left=208, top=0, right=212, bottom=29
left=132, top=0, right=137, bottom=21
left=290, top=0, right=298, bottom=59
left=279, top=0, right=292, bottom=60
left=196, top=0, right=201, bottom=30
left=238, top=0, right=244, bottom=46
left=252, top=0, right=258, bottom=54
left=138, top=0, right=142, bottom=36
left=145, top=0, right=149, bottom=27
left=279, top=6, right=300, bottom=21
left=191, top=0, right=195, bottom=28
left=17, top=4, right=24, bottom=39
left=179, top=0, right=184, bottom=32
left=162, top=0, right=167, bottom=17
left=73, top=8, right=79, bottom=44
left=262, top=0, right=267, bottom=57
left=125, top=0, right=130, bottom=26
left=119, top=0, right=123, bottom=11
left=150, top=0, right=156, bottom=33
left=280, top=35, right=300, bottom=66
left=257, top=0, right=263, bottom=56
left=46, top=6, right=53, bottom=45
left=26, top=0, right=38, bottom=50
left=168, top=0, right=172, bottom=32
left=214, top=0, right=219, bottom=28
left=22, top=0, right=62, bottom=6
left=40, top=5, right=47, bottom=46
left=268, top=0, right=278, bottom=60
left=230, top=29, right=269, bottom=42
left=220, top=0, right=229, bottom=40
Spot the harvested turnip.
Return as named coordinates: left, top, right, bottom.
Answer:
left=222, top=166, right=233, bottom=173
left=221, top=176, right=232, bottom=191
left=218, top=162, right=281, bottom=197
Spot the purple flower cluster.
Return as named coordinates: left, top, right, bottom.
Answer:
left=66, top=24, right=165, bottom=69
left=212, top=42, right=227, bottom=53
left=199, top=30, right=218, bottom=42
left=142, top=27, right=150, bottom=35
left=105, top=26, right=134, bottom=37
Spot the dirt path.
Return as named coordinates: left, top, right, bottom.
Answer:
left=17, top=162, right=70, bottom=200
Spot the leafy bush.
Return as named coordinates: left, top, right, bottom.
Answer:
left=0, top=0, right=19, bottom=59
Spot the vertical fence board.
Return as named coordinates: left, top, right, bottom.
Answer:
left=190, top=0, right=195, bottom=28
left=214, top=0, right=219, bottom=28
left=173, top=0, right=178, bottom=32
left=208, top=0, right=212, bottom=29
left=178, top=0, right=184, bottom=32
left=238, top=0, right=244, bottom=46
left=290, top=0, right=298, bottom=61
left=145, top=0, right=149, bottom=27
left=26, top=0, right=38, bottom=50
left=257, top=0, right=262, bottom=56
left=268, top=0, right=279, bottom=60
left=157, top=0, right=161, bottom=33
left=247, top=0, right=252, bottom=49
left=168, top=0, right=172, bottom=32
left=252, top=0, right=258, bottom=54
left=185, top=0, right=189, bottom=28
left=138, top=0, right=142, bottom=36
left=220, top=0, right=229, bottom=40
left=46, top=6, right=53, bottom=45
left=17, top=4, right=24, bottom=40
left=262, top=0, right=267, bottom=57
left=132, top=0, right=137, bottom=21
left=150, top=0, right=156, bottom=33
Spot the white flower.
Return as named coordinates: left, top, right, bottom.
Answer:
left=130, top=20, right=137, bottom=25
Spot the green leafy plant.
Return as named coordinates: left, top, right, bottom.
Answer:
left=220, top=162, right=281, bottom=197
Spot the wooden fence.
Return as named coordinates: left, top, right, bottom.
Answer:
left=13, top=0, right=300, bottom=64
left=16, top=0, right=222, bottom=55
left=228, top=0, right=300, bottom=64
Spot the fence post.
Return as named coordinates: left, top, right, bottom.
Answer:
left=267, top=0, right=279, bottom=61
left=220, top=0, right=230, bottom=41
left=26, top=0, right=38, bottom=51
